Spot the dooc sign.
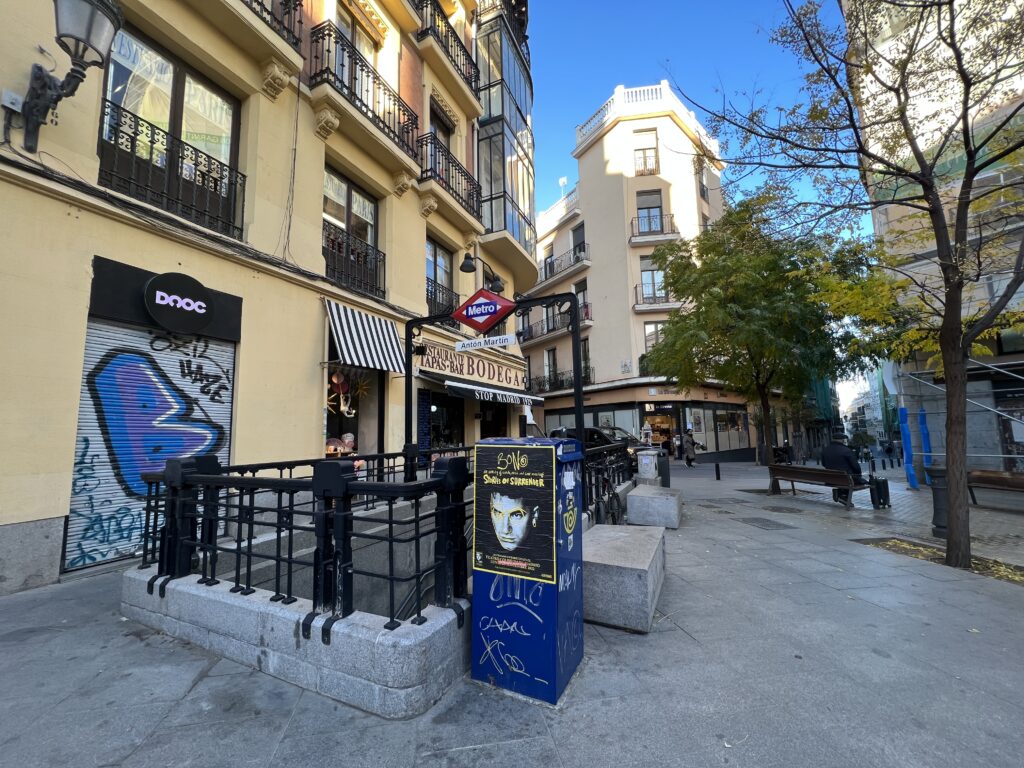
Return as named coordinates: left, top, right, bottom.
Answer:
left=144, top=273, right=215, bottom=334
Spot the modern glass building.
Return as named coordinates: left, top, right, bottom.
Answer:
left=477, top=0, right=536, bottom=257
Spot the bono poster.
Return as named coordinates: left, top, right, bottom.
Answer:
left=472, top=444, right=556, bottom=584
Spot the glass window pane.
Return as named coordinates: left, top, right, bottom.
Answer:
left=106, top=31, right=173, bottom=128
left=350, top=188, right=376, bottom=244
left=182, top=75, right=234, bottom=165
left=323, top=170, right=349, bottom=228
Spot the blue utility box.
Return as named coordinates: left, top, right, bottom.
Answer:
left=470, top=437, right=584, bottom=704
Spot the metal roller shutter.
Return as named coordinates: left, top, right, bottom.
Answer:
left=64, top=319, right=235, bottom=571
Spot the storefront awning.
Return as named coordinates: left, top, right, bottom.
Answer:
left=324, top=299, right=405, bottom=374
left=422, top=373, right=543, bottom=406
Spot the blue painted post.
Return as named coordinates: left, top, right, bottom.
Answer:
left=918, top=408, right=933, bottom=485
left=899, top=407, right=919, bottom=490
left=470, top=438, right=584, bottom=705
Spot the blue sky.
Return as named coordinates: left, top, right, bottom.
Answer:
left=529, top=1, right=840, bottom=211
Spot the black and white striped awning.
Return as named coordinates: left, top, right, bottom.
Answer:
left=324, top=299, right=405, bottom=374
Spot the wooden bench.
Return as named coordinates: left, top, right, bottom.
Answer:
left=967, top=470, right=1024, bottom=505
left=767, top=464, right=869, bottom=509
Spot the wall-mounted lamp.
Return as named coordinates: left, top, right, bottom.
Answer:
left=20, top=0, right=124, bottom=152
left=459, top=252, right=505, bottom=294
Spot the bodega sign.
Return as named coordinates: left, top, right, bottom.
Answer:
left=144, top=273, right=215, bottom=334
left=452, top=289, right=516, bottom=334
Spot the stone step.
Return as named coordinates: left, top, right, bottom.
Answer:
left=582, top=524, right=666, bottom=633
left=627, top=485, right=683, bottom=529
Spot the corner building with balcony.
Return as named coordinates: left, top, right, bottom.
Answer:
left=0, top=0, right=536, bottom=594
left=522, top=82, right=758, bottom=458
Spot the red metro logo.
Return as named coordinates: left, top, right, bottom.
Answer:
left=451, top=289, right=516, bottom=334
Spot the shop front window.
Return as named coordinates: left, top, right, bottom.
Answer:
left=324, top=359, right=381, bottom=458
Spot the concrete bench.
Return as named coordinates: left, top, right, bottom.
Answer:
left=627, top=485, right=683, bottom=529
left=582, top=525, right=665, bottom=633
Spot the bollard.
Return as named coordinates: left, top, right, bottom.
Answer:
left=929, top=465, right=948, bottom=538
left=714, top=463, right=721, bottom=481
left=658, top=455, right=671, bottom=487
left=870, top=459, right=876, bottom=474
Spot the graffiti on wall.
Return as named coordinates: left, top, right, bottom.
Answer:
left=66, top=325, right=233, bottom=569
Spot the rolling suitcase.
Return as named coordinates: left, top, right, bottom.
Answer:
left=869, top=475, right=891, bottom=509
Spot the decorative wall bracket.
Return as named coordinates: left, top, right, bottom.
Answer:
left=393, top=171, right=413, bottom=198
left=314, top=105, right=341, bottom=141
left=261, top=59, right=291, bottom=101
left=420, top=194, right=439, bottom=219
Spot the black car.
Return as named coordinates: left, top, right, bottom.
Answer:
left=549, top=426, right=664, bottom=464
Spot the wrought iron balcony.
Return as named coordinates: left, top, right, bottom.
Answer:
left=242, top=0, right=303, bottom=50
left=539, top=244, right=589, bottom=283
left=322, top=220, right=386, bottom=299
left=419, top=134, right=482, bottom=220
left=417, top=0, right=479, bottom=92
left=631, top=212, right=677, bottom=237
left=98, top=100, right=246, bottom=240
left=528, top=367, right=594, bottom=393
left=427, top=277, right=460, bottom=328
left=634, top=284, right=676, bottom=306
left=517, top=303, right=592, bottom=344
left=310, top=21, right=419, bottom=159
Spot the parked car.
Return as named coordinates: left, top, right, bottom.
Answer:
left=548, top=426, right=665, bottom=466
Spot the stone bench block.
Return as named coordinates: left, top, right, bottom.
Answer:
left=582, top=525, right=665, bottom=633
left=627, top=485, right=683, bottom=529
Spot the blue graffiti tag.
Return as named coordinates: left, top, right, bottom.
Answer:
left=88, top=350, right=223, bottom=497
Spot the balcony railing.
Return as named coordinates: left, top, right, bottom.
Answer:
left=323, top=220, right=386, bottom=299
left=635, top=148, right=659, bottom=176
left=310, top=21, right=419, bottom=159
left=242, top=0, right=303, bottom=50
left=635, top=284, right=676, bottom=305
left=419, top=134, right=482, bottom=220
left=485, top=319, right=509, bottom=338
left=631, top=213, right=677, bottom=237
left=427, top=277, right=460, bottom=328
left=539, top=244, right=589, bottom=282
left=528, top=367, right=595, bottom=393
left=417, top=0, right=480, bottom=93
left=518, top=303, right=592, bottom=344
left=98, top=99, right=245, bottom=240
left=477, top=0, right=530, bottom=65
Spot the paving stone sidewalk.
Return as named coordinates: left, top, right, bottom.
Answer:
left=1, top=466, right=1022, bottom=768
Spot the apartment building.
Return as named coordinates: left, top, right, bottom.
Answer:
left=0, top=0, right=536, bottom=592
left=840, top=1, right=1024, bottom=472
left=519, top=82, right=758, bottom=461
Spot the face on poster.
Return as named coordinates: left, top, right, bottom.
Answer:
left=473, top=445, right=556, bottom=584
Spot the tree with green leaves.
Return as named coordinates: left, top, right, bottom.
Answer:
left=645, top=196, right=878, bottom=461
left=676, top=0, right=1024, bottom=567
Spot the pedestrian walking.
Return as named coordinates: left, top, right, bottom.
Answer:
left=682, top=429, right=700, bottom=468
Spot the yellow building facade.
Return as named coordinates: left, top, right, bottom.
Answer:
left=0, top=0, right=536, bottom=592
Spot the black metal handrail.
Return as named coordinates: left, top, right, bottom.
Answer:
left=528, top=367, right=594, bottom=393
left=322, top=220, right=386, bottom=299
left=310, top=21, right=419, bottom=158
left=418, top=134, right=482, bottom=219
left=631, top=212, right=677, bottom=237
left=139, top=452, right=471, bottom=633
left=98, top=99, right=246, bottom=240
left=634, top=284, right=676, bottom=305
left=417, top=0, right=480, bottom=92
left=539, top=243, right=589, bottom=282
left=242, top=0, right=303, bottom=50
left=518, top=302, right=592, bottom=343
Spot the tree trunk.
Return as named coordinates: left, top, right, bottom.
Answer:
left=942, top=345, right=972, bottom=567
left=758, top=389, right=775, bottom=465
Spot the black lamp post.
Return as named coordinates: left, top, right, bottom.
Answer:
left=459, top=252, right=505, bottom=294
left=21, top=0, right=124, bottom=152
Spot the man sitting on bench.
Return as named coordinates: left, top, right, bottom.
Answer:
left=821, top=430, right=867, bottom=505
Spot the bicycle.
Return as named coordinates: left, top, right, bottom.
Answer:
left=595, top=462, right=626, bottom=525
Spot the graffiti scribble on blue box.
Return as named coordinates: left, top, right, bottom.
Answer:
left=471, top=438, right=584, bottom=704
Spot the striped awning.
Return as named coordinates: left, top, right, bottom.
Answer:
left=324, top=299, right=405, bottom=374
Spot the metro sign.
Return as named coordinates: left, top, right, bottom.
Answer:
left=451, top=288, right=517, bottom=334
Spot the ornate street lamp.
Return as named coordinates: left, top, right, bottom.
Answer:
left=21, top=0, right=124, bottom=152
left=459, top=252, right=505, bottom=294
